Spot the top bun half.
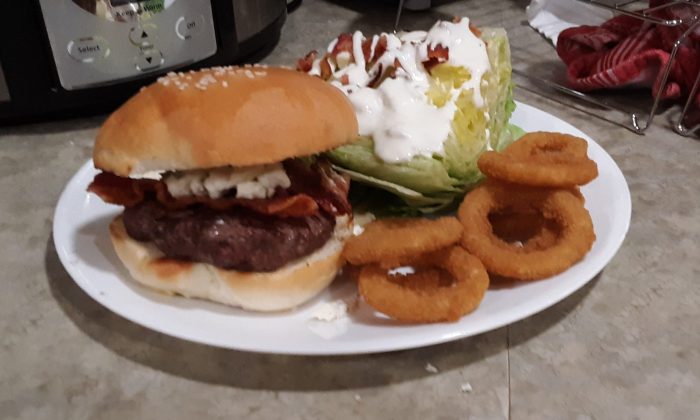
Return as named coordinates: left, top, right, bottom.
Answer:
left=93, top=67, right=359, bottom=177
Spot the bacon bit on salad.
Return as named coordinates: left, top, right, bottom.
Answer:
left=423, top=45, right=450, bottom=72
left=320, top=55, right=333, bottom=79
left=296, top=50, right=318, bottom=72
left=470, top=23, right=482, bottom=38
left=298, top=24, right=491, bottom=83
left=372, top=36, right=388, bottom=64
left=369, top=64, right=398, bottom=88
left=331, top=33, right=354, bottom=56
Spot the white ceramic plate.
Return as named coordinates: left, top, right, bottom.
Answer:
left=53, top=102, right=631, bottom=355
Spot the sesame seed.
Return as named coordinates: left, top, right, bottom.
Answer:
left=222, top=81, right=228, bottom=87
left=199, top=74, right=216, bottom=85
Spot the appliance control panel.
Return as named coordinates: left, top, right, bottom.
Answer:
left=38, top=0, right=218, bottom=90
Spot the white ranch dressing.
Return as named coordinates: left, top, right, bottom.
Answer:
left=309, top=59, right=321, bottom=76
left=326, top=37, right=338, bottom=53
left=421, top=20, right=490, bottom=107
left=369, top=35, right=380, bottom=58
left=313, top=18, right=491, bottom=163
left=354, top=78, right=457, bottom=163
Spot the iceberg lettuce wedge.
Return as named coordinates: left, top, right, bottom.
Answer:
left=326, top=27, right=521, bottom=213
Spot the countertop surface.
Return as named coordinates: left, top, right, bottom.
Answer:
left=1, top=1, right=698, bottom=419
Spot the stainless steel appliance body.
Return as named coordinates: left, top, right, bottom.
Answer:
left=0, top=0, right=287, bottom=123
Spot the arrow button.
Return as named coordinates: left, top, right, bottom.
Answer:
left=135, top=49, right=162, bottom=72
left=129, top=24, right=157, bottom=45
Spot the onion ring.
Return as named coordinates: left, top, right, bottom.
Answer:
left=478, top=132, right=598, bottom=187
left=488, top=209, right=560, bottom=252
left=358, top=246, right=489, bottom=323
left=458, top=181, right=595, bottom=280
left=342, top=217, right=463, bottom=266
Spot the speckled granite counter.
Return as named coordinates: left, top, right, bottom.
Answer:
left=1, top=1, right=698, bottom=419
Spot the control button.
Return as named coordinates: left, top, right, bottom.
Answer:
left=176, top=15, right=204, bottom=40
left=135, top=48, right=163, bottom=72
left=129, top=24, right=157, bottom=45
left=67, top=37, right=110, bottom=63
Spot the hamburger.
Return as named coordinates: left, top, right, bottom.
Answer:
left=88, top=66, right=359, bottom=311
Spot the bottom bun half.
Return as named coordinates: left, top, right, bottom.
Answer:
left=109, top=215, right=352, bottom=312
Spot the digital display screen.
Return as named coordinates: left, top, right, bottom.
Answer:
left=110, top=0, right=149, bottom=5
left=72, top=0, right=172, bottom=20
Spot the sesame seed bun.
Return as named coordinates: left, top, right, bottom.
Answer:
left=93, top=66, right=359, bottom=177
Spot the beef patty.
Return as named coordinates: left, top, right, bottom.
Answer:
left=122, top=199, right=336, bottom=272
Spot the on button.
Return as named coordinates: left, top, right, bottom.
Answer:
left=67, top=37, right=110, bottom=63
left=135, top=48, right=163, bottom=72
left=176, top=15, right=204, bottom=40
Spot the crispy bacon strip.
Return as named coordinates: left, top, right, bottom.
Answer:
left=320, top=55, right=333, bottom=80
left=87, top=172, right=150, bottom=207
left=370, top=64, right=398, bottom=88
left=428, top=45, right=449, bottom=61
left=470, top=23, right=482, bottom=38
left=318, top=160, right=350, bottom=201
left=422, top=45, right=449, bottom=73
left=331, top=33, right=354, bottom=56
left=296, top=50, right=318, bottom=72
left=367, top=63, right=384, bottom=88
left=88, top=172, right=321, bottom=217
left=360, top=35, right=391, bottom=68
left=285, top=159, right=352, bottom=216
left=371, top=36, right=388, bottom=64
left=362, top=37, right=373, bottom=63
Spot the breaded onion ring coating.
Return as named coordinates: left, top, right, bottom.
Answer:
left=478, top=132, right=598, bottom=187
left=358, top=246, right=489, bottom=323
left=458, top=182, right=595, bottom=280
left=342, top=217, right=463, bottom=266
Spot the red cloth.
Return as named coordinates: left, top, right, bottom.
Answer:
left=556, top=1, right=700, bottom=109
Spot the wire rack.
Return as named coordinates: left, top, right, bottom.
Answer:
left=516, top=0, right=699, bottom=136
